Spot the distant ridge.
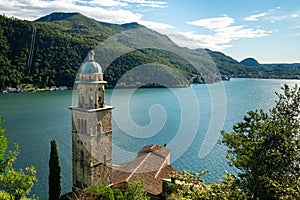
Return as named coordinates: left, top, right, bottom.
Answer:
left=34, top=12, right=80, bottom=22
left=121, top=22, right=143, bottom=29
left=240, top=57, right=260, bottom=66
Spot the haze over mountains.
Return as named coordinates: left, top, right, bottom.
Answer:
left=0, top=12, right=299, bottom=89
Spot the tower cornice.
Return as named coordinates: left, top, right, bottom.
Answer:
left=69, top=106, right=114, bottom=112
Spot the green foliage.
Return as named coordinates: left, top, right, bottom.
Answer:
left=49, top=139, right=61, bottom=200
left=0, top=14, right=90, bottom=89
left=207, top=49, right=247, bottom=76
left=105, top=49, right=191, bottom=88
left=122, top=178, right=150, bottom=200
left=0, top=117, right=9, bottom=166
left=0, top=191, right=37, bottom=200
left=221, top=84, right=300, bottom=199
left=64, top=179, right=150, bottom=200
left=167, top=171, right=248, bottom=200
left=242, top=64, right=300, bottom=79
left=111, top=189, right=122, bottom=200
left=0, top=167, right=37, bottom=200
left=0, top=116, right=37, bottom=200
left=84, top=185, right=114, bottom=200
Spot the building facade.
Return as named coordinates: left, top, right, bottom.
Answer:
left=70, top=50, right=113, bottom=189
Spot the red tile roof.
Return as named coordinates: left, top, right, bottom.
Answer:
left=112, top=144, right=178, bottom=195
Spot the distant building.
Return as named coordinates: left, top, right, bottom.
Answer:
left=70, top=50, right=177, bottom=198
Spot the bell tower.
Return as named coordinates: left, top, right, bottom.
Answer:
left=70, top=50, right=113, bottom=189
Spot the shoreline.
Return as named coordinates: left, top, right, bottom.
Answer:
left=2, top=77, right=300, bottom=93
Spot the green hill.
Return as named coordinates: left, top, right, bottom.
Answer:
left=239, top=57, right=300, bottom=79
left=2, top=12, right=297, bottom=89
left=240, top=57, right=260, bottom=67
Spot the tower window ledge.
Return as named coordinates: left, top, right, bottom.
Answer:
left=69, top=106, right=114, bottom=112
left=75, top=81, right=107, bottom=84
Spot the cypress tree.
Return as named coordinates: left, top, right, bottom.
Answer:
left=49, top=139, right=61, bottom=200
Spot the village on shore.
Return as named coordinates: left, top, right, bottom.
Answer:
left=2, top=85, right=68, bottom=93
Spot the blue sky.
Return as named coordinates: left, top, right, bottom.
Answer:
left=1, top=0, right=300, bottom=63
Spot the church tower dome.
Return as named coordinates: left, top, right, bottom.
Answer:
left=76, top=50, right=106, bottom=109
left=79, top=50, right=103, bottom=75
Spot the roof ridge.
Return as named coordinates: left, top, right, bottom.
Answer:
left=154, top=161, right=167, bottom=179
left=125, top=153, right=151, bottom=182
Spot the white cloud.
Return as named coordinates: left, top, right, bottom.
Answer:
left=187, top=15, right=234, bottom=30
left=246, top=7, right=300, bottom=23
left=183, top=15, right=271, bottom=51
left=0, top=0, right=168, bottom=23
left=268, top=13, right=300, bottom=23
left=169, top=27, right=269, bottom=51
left=122, top=0, right=167, bottom=8
left=0, top=0, right=142, bottom=23
left=85, top=8, right=143, bottom=24
left=244, top=7, right=282, bottom=22
left=244, top=12, right=267, bottom=21
left=86, top=0, right=128, bottom=7
left=139, top=20, right=175, bottom=30
left=291, top=14, right=299, bottom=18
left=216, top=25, right=269, bottom=40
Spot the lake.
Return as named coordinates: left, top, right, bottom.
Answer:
left=0, top=78, right=299, bottom=199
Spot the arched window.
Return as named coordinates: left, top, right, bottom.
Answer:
left=80, top=151, right=84, bottom=168
left=80, top=119, right=84, bottom=134
left=104, top=155, right=107, bottom=165
left=83, top=120, right=87, bottom=134
left=89, top=96, right=93, bottom=107
left=77, top=118, right=80, bottom=133
left=81, top=95, right=84, bottom=105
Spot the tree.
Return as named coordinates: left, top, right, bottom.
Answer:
left=112, top=189, right=123, bottom=200
left=122, top=178, right=150, bottom=200
left=0, top=116, right=37, bottom=200
left=84, top=185, right=114, bottom=200
left=66, top=180, right=150, bottom=200
left=49, top=139, right=61, bottom=200
left=0, top=166, right=37, bottom=200
left=166, top=170, right=248, bottom=200
left=221, top=84, right=300, bottom=199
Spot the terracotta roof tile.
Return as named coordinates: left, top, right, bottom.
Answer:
left=112, top=144, right=177, bottom=195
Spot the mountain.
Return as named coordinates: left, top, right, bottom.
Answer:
left=240, top=58, right=260, bottom=67
left=34, top=12, right=80, bottom=22
left=0, top=12, right=298, bottom=89
left=0, top=12, right=152, bottom=88
left=239, top=57, right=300, bottom=79
left=207, top=50, right=246, bottom=76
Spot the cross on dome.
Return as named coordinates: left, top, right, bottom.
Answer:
left=88, top=50, right=95, bottom=61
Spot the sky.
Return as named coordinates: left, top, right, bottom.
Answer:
left=1, top=0, right=300, bottom=63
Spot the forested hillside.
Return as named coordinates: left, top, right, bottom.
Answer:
left=0, top=14, right=90, bottom=88
left=1, top=12, right=298, bottom=90
left=240, top=58, right=300, bottom=79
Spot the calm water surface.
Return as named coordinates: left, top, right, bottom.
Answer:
left=0, top=78, right=299, bottom=199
